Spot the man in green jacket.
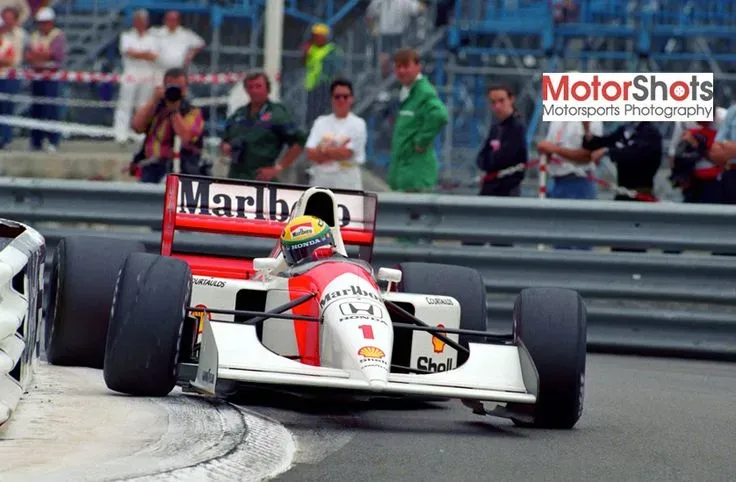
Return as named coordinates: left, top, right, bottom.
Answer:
left=388, top=47, right=449, bottom=192
left=220, top=71, right=307, bottom=181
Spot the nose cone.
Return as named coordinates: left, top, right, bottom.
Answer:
left=318, top=274, right=393, bottom=389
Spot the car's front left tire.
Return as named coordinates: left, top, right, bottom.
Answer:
left=103, top=253, right=192, bottom=397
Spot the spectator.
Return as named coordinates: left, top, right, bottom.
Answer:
left=553, top=0, right=579, bottom=23
left=666, top=120, right=697, bottom=164
left=0, top=6, right=25, bottom=149
left=366, top=0, right=425, bottom=88
left=708, top=103, right=736, bottom=205
left=0, top=0, right=28, bottom=24
left=582, top=122, right=662, bottom=202
left=305, top=78, right=367, bottom=191
left=434, top=0, right=457, bottom=27
left=388, top=47, right=448, bottom=194
left=476, top=84, right=528, bottom=198
left=24, top=6, right=65, bottom=152
left=129, top=67, right=206, bottom=183
left=113, top=9, right=158, bottom=144
left=583, top=121, right=662, bottom=252
left=302, top=23, right=343, bottom=127
left=536, top=119, right=603, bottom=200
left=669, top=107, right=727, bottom=204
left=150, top=10, right=204, bottom=82
left=220, top=71, right=306, bottom=181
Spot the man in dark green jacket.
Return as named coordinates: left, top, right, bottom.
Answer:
left=388, top=48, right=449, bottom=192
left=221, top=71, right=307, bottom=181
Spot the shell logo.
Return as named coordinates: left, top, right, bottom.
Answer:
left=431, top=324, right=447, bottom=353
left=358, top=346, right=385, bottom=359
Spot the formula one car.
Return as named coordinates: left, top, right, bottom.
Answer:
left=45, top=174, right=587, bottom=429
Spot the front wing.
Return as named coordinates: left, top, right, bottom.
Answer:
left=190, top=317, right=539, bottom=405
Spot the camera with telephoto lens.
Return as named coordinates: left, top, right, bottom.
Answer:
left=164, top=84, right=183, bottom=102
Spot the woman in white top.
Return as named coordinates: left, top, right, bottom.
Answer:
left=305, top=78, right=368, bottom=191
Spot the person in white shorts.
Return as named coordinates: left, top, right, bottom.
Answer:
left=305, top=78, right=367, bottom=191
left=114, top=9, right=158, bottom=144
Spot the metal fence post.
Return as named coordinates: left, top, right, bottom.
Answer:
left=209, top=7, right=222, bottom=141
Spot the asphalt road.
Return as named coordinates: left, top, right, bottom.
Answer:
left=236, top=354, right=735, bottom=482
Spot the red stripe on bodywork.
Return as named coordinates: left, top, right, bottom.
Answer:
left=286, top=261, right=379, bottom=366
left=288, top=275, right=321, bottom=366
left=174, top=214, right=374, bottom=246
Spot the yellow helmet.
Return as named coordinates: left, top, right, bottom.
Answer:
left=280, top=215, right=335, bottom=265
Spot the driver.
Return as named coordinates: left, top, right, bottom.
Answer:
left=280, top=215, right=337, bottom=266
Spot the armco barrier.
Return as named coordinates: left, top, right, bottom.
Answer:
left=0, top=177, right=734, bottom=360
left=2, top=177, right=736, bottom=251
left=0, top=219, right=45, bottom=426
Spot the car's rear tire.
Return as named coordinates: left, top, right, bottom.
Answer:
left=510, top=287, right=587, bottom=429
left=45, top=235, right=146, bottom=368
left=103, top=252, right=192, bottom=397
left=396, top=262, right=487, bottom=365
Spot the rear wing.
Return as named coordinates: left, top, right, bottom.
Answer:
left=160, top=174, right=379, bottom=262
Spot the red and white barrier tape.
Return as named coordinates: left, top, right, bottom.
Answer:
left=0, top=92, right=230, bottom=107
left=0, top=115, right=221, bottom=146
left=441, top=157, right=659, bottom=202
left=551, top=158, right=659, bottom=202
left=0, top=68, right=245, bottom=84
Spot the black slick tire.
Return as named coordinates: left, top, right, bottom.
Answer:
left=103, top=252, right=192, bottom=397
left=45, top=235, right=145, bottom=368
left=510, top=287, right=587, bottom=429
left=396, top=262, right=487, bottom=365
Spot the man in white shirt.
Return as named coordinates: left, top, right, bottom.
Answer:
left=150, top=10, right=204, bottom=81
left=305, top=78, right=367, bottom=191
left=536, top=120, right=604, bottom=200
left=366, top=0, right=424, bottom=82
left=113, top=9, right=158, bottom=144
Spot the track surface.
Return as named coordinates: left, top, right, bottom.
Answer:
left=240, top=354, right=736, bottom=482
left=0, top=363, right=295, bottom=482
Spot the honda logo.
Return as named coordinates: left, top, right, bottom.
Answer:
left=339, top=301, right=384, bottom=318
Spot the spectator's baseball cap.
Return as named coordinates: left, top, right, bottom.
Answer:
left=311, top=23, right=330, bottom=36
left=35, top=7, right=56, bottom=22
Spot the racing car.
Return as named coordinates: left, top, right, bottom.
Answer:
left=45, top=174, right=587, bottom=429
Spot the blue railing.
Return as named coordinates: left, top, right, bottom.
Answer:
left=69, top=0, right=362, bottom=26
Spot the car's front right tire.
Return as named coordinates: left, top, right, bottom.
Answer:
left=103, top=253, right=192, bottom=397
left=509, top=287, right=587, bottom=429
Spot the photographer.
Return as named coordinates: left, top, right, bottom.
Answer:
left=130, top=67, right=206, bottom=183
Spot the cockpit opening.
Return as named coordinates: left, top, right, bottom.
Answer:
left=302, top=191, right=337, bottom=227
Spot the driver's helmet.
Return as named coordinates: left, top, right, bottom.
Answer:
left=280, top=215, right=335, bottom=265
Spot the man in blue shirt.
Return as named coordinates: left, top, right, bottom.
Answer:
left=708, top=103, right=736, bottom=204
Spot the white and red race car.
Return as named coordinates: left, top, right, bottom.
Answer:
left=45, top=174, right=587, bottom=429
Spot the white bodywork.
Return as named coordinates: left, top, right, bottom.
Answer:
left=188, top=187, right=539, bottom=405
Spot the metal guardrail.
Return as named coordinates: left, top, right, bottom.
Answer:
left=0, top=177, right=734, bottom=361
left=3, top=177, right=736, bottom=251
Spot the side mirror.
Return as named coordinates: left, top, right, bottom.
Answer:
left=253, top=257, right=280, bottom=273
left=377, top=268, right=402, bottom=292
